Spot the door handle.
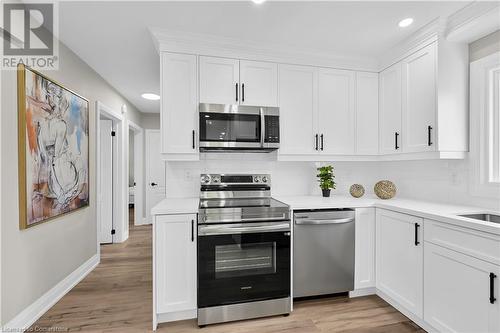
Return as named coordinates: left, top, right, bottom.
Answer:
left=150, top=182, right=157, bottom=186
left=414, top=223, right=420, bottom=246
left=320, top=134, right=324, bottom=151
left=428, top=126, right=433, bottom=146
left=191, top=220, right=195, bottom=242
left=315, top=134, right=319, bottom=151
left=192, top=130, right=196, bottom=149
left=490, top=273, right=497, bottom=304
left=395, top=132, right=400, bottom=150
left=242, top=83, right=245, bottom=102
left=235, top=83, right=238, bottom=102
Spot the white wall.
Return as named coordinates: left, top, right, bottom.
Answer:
left=0, top=43, right=143, bottom=325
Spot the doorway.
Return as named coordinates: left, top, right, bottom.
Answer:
left=128, top=120, right=143, bottom=227
left=145, top=129, right=166, bottom=224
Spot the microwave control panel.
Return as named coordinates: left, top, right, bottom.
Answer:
left=265, top=115, right=280, bottom=143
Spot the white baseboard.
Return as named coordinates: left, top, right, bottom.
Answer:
left=349, top=287, right=376, bottom=298
left=3, top=254, right=99, bottom=332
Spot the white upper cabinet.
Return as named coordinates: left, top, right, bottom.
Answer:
left=376, top=209, right=423, bottom=318
left=161, top=52, right=199, bottom=160
left=355, top=72, right=379, bottom=155
left=379, top=62, right=402, bottom=155
left=402, top=43, right=437, bottom=153
left=240, top=60, right=278, bottom=107
left=278, top=64, right=318, bottom=155
left=199, top=56, right=278, bottom=106
left=199, top=56, right=239, bottom=105
left=318, top=68, right=355, bottom=155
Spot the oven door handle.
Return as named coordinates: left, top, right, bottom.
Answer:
left=295, top=218, right=354, bottom=225
left=198, top=223, right=290, bottom=235
left=201, top=214, right=288, bottom=224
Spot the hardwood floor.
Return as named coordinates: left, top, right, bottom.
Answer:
left=31, top=215, right=424, bottom=332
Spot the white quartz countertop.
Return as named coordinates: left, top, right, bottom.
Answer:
left=151, top=197, right=199, bottom=215
left=152, top=195, right=500, bottom=235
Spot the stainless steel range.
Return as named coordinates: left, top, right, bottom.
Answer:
left=197, top=174, right=291, bottom=326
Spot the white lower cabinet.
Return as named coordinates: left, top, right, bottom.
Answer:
left=154, top=214, right=197, bottom=327
left=375, top=209, right=423, bottom=318
left=424, top=242, right=500, bottom=333
left=354, top=208, right=376, bottom=290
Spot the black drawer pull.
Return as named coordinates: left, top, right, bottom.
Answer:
left=414, top=223, right=420, bottom=246
left=490, top=273, right=497, bottom=304
left=395, top=132, right=400, bottom=150
left=428, top=126, right=433, bottom=146
left=191, top=220, right=195, bottom=242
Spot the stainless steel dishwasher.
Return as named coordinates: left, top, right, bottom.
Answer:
left=293, top=209, right=355, bottom=298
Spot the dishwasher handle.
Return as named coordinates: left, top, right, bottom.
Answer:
left=295, top=217, right=354, bottom=225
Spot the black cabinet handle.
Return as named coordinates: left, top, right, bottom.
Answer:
left=428, top=126, right=433, bottom=146
left=242, top=83, right=245, bottom=102
left=395, top=132, right=400, bottom=150
left=315, top=134, right=319, bottom=151
left=320, top=134, right=324, bottom=151
left=490, top=273, right=497, bottom=304
left=414, top=223, right=420, bottom=246
left=191, top=220, right=195, bottom=242
left=235, top=83, right=238, bottom=102
left=192, top=130, right=195, bottom=149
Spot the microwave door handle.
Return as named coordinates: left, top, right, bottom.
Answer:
left=260, top=108, right=265, bottom=147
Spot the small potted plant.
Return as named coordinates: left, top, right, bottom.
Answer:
left=317, top=165, right=336, bottom=197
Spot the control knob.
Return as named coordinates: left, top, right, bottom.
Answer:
left=201, top=175, right=211, bottom=184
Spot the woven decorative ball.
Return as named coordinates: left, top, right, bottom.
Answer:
left=349, top=184, right=365, bottom=198
left=374, top=180, right=397, bottom=199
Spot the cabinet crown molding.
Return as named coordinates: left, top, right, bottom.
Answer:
left=150, top=27, right=379, bottom=72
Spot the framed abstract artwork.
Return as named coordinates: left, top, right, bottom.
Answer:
left=17, top=64, right=90, bottom=229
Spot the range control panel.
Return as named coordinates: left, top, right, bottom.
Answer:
left=200, top=174, right=270, bottom=185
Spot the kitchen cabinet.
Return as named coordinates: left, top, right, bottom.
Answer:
left=355, top=72, right=379, bottom=155
left=376, top=209, right=423, bottom=318
left=199, top=56, right=239, bottom=105
left=424, top=242, right=500, bottom=332
left=199, top=56, right=278, bottom=106
left=318, top=68, right=355, bottom=155
left=354, top=208, right=376, bottom=290
left=239, top=60, right=278, bottom=107
left=161, top=52, right=198, bottom=160
left=402, top=42, right=437, bottom=153
left=154, top=214, right=197, bottom=320
left=278, top=64, right=318, bottom=155
left=379, top=63, right=402, bottom=155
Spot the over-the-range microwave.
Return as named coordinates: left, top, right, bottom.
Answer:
left=198, top=103, right=280, bottom=152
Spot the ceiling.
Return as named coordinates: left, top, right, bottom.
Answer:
left=59, top=1, right=470, bottom=113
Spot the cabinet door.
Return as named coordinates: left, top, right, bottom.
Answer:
left=240, top=60, right=278, bottom=107
left=376, top=209, right=423, bottom=318
left=161, top=53, right=198, bottom=158
left=402, top=42, right=437, bottom=153
left=379, top=63, right=402, bottom=154
left=199, top=56, right=239, bottom=105
left=424, top=242, right=500, bottom=332
left=155, top=214, right=197, bottom=314
left=355, top=208, right=376, bottom=289
left=356, top=72, right=379, bottom=155
left=278, top=64, right=318, bottom=155
left=318, top=68, right=355, bottom=155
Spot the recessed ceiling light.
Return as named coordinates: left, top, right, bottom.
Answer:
left=141, top=93, right=160, bottom=101
left=252, top=0, right=266, bottom=4
left=398, top=18, right=414, bottom=28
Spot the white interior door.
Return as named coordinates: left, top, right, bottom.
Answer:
left=146, top=130, right=166, bottom=223
left=99, top=119, right=113, bottom=244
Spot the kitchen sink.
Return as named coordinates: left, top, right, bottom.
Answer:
left=458, top=213, right=500, bottom=224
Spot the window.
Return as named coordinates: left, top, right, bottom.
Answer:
left=470, top=52, right=500, bottom=197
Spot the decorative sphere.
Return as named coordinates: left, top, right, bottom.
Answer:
left=349, top=184, right=365, bottom=198
left=374, top=180, right=397, bottom=199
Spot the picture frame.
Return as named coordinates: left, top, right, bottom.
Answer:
left=17, top=64, right=90, bottom=229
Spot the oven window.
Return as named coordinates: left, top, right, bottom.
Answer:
left=200, top=113, right=260, bottom=142
left=215, top=242, right=276, bottom=279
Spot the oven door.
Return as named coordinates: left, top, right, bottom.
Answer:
left=199, top=111, right=262, bottom=148
left=197, top=222, right=291, bottom=308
